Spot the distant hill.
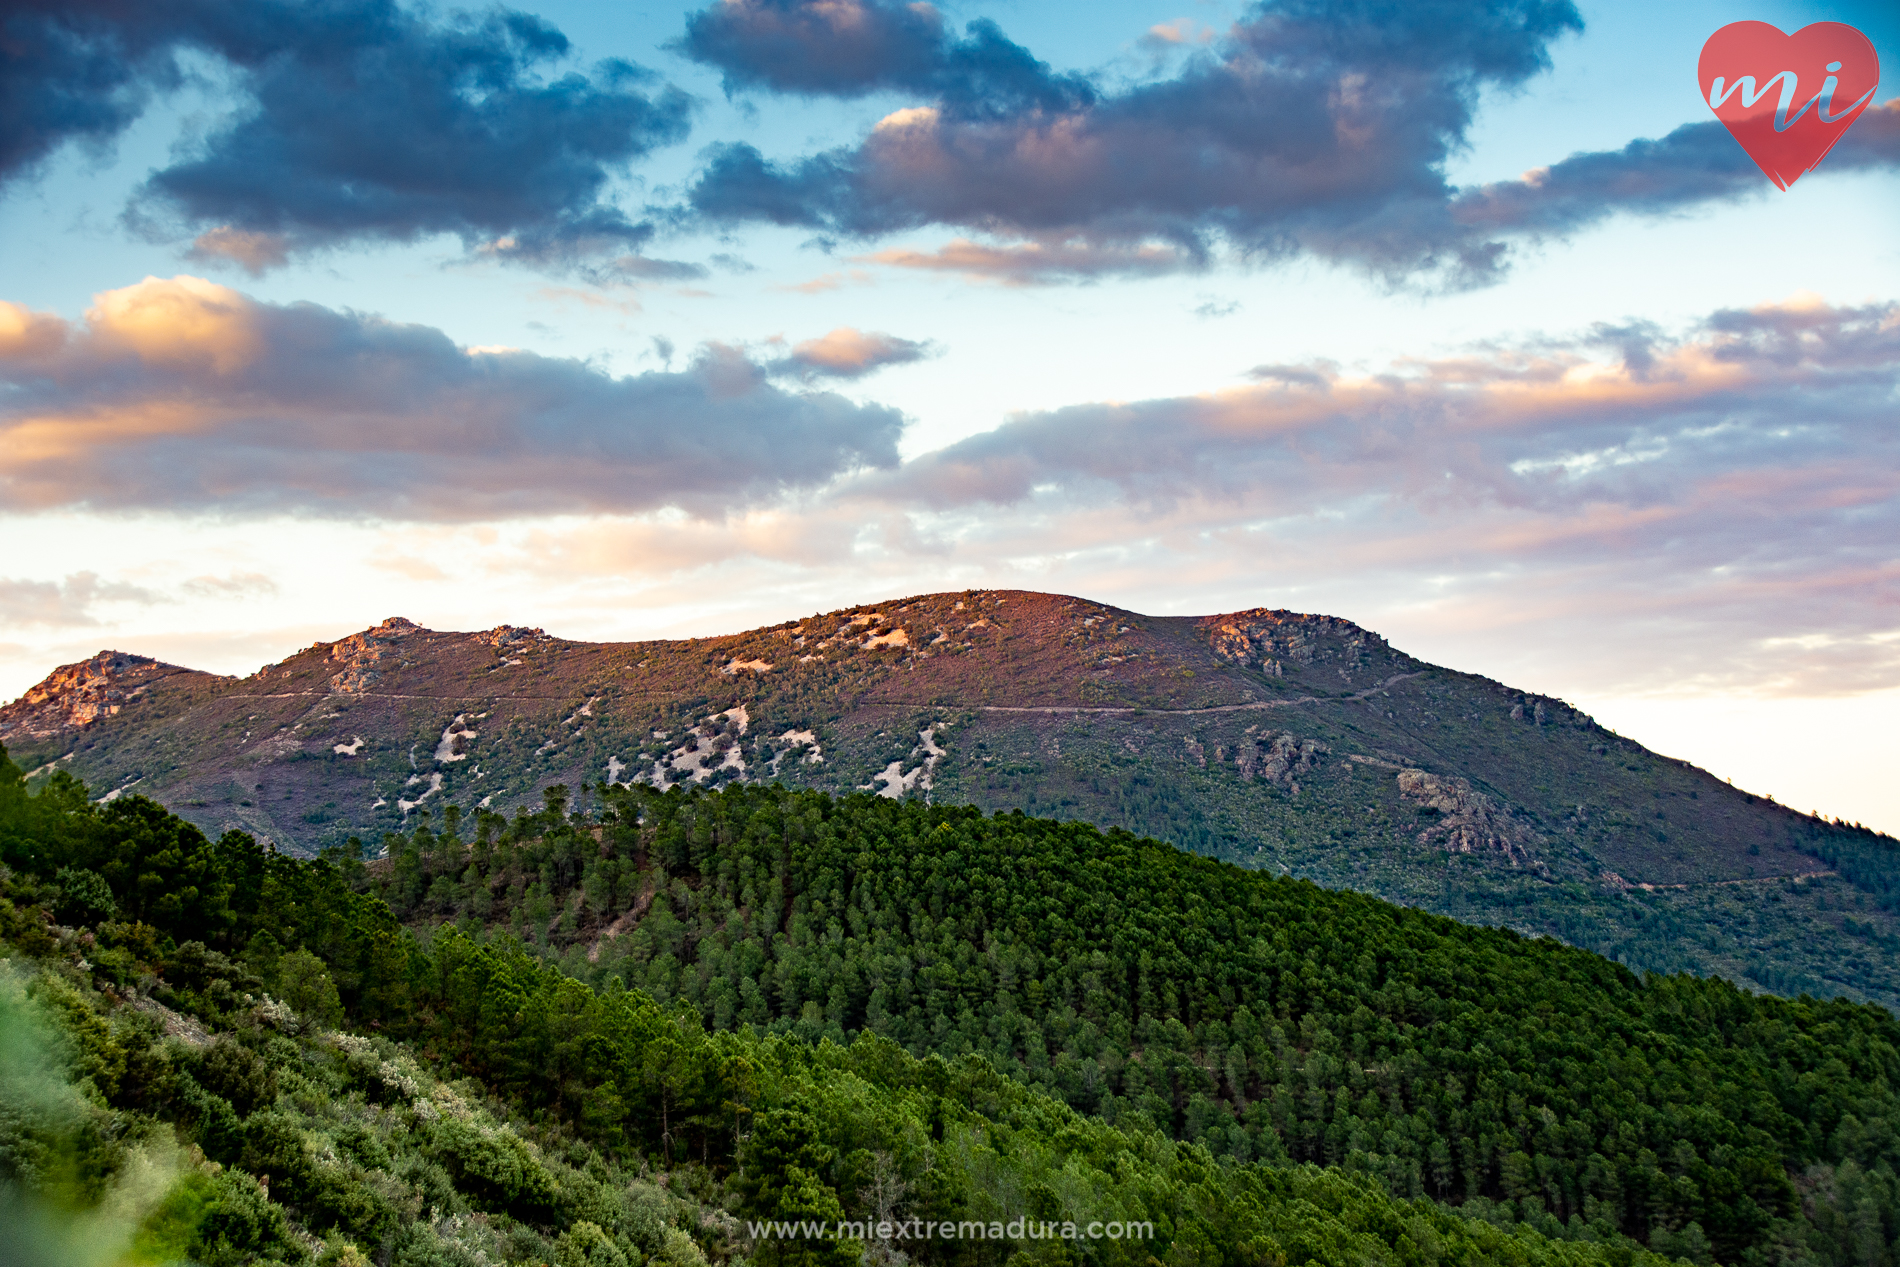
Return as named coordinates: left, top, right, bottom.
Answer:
left=5, top=589, right=1897, bottom=1007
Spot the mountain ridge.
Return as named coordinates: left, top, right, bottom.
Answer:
left=5, top=588, right=1896, bottom=1009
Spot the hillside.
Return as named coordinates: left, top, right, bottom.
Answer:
left=1, top=760, right=1705, bottom=1267
left=5, top=590, right=1898, bottom=1008
left=3, top=761, right=1895, bottom=1266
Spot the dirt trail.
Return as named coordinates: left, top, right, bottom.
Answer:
left=1629, top=870, right=1836, bottom=892
left=871, top=672, right=1427, bottom=717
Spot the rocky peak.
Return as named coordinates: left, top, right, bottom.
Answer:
left=321, top=618, right=429, bottom=694
left=0, top=651, right=195, bottom=742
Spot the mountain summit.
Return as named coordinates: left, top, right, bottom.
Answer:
left=5, top=589, right=1896, bottom=1007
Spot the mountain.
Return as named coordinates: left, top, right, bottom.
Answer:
left=5, top=589, right=1898, bottom=1008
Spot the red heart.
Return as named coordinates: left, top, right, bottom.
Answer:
left=1698, top=21, right=1881, bottom=190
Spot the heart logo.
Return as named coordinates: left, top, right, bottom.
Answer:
left=1698, top=21, right=1881, bottom=190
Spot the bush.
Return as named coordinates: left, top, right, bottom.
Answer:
left=195, top=1039, right=277, bottom=1115
left=188, top=1167, right=305, bottom=1265
left=273, top=949, right=344, bottom=1028
left=555, top=1221, right=632, bottom=1267
left=431, top=1118, right=560, bottom=1222
left=53, top=867, right=115, bottom=926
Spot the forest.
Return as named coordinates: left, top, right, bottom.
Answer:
left=2, top=745, right=1895, bottom=1267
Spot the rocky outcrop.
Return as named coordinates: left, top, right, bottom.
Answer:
left=0, top=651, right=197, bottom=742
left=1237, top=729, right=1330, bottom=792
left=320, top=617, right=421, bottom=693
left=478, top=625, right=545, bottom=648
left=1200, top=610, right=1415, bottom=682
left=1397, top=768, right=1540, bottom=867
left=1494, top=691, right=1601, bottom=730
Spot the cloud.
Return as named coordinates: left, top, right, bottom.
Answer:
left=1452, top=103, right=1900, bottom=237
left=531, top=285, right=643, bottom=317
left=1138, top=19, right=1217, bottom=52
left=184, top=227, right=292, bottom=276
left=774, top=269, right=876, bottom=294
left=685, top=0, right=1587, bottom=285
left=0, top=276, right=907, bottom=520
left=812, top=296, right=1899, bottom=694
left=771, top=327, right=936, bottom=379
left=677, top=0, right=1094, bottom=114
left=180, top=571, right=278, bottom=599
left=479, top=214, right=712, bottom=286
left=0, top=572, right=165, bottom=627
left=0, top=1, right=177, bottom=183
left=862, top=236, right=1201, bottom=285
left=3, top=0, right=692, bottom=272
left=678, top=0, right=949, bottom=97
left=682, top=0, right=1900, bottom=287
left=881, top=296, right=1900, bottom=511
left=372, top=555, right=450, bottom=582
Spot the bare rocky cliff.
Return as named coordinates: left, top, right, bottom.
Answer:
left=0, top=651, right=210, bottom=745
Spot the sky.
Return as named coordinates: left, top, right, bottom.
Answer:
left=2, top=0, right=1897, bottom=831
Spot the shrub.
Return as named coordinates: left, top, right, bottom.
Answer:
left=430, top=1118, right=559, bottom=1222
left=53, top=867, right=115, bottom=926
left=273, top=949, right=344, bottom=1028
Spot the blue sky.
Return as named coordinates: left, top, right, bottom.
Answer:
left=3, top=0, right=1897, bottom=830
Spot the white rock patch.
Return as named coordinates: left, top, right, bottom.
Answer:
left=398, top=771, right=444, bottom=814
left=863, top=723, right=948, bottom=799
left=334, top=736, right=366, bottom=756
left=769, top=729, right=824, bottom=774
left=640, top=705, right=752, bottom=786
left=24, top=753, right=75, bottom=780
left=433, top=715, right=477, bottom=763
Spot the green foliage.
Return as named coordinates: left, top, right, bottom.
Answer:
left=430, top=1117, right=561, bottom=1221
left=555, top=1220, right=634, bottom=1267
left=358, top=779, right=1900, bottom=1267
left=54, top=867, right=116, bottom=926
left=737, top=1108, right=852, bottom=1267
left=271, top=949, right=344, bottom=1028
left=3, top=742, right=1895, bottom=1267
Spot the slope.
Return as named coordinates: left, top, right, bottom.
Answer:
left=4, top=591, right=1897, bottom=1008
left=4, top=760, right=1896, bottom=1266
left=0, top=759, right=1695, bottom=1267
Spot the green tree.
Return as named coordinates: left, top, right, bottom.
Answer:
left=738, top=1109, right=852, bottom=1267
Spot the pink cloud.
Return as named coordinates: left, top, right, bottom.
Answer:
left=0, top=277, right=905, bottom=519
